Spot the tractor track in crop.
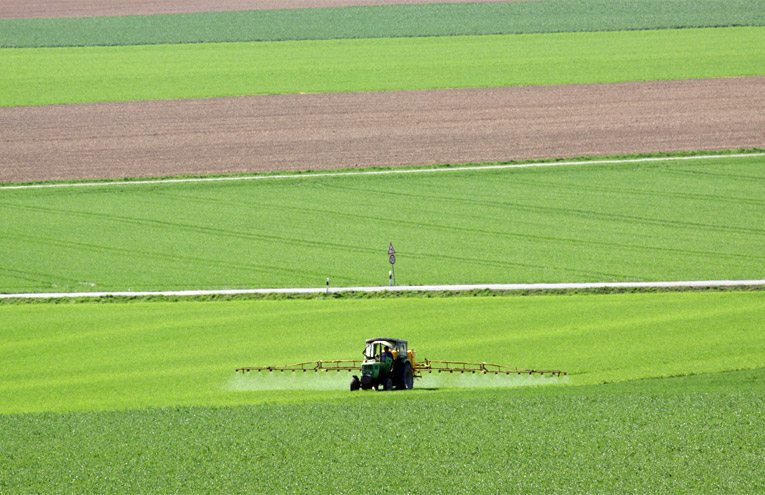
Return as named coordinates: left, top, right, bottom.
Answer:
left=1, top=77, right=763, bottom=183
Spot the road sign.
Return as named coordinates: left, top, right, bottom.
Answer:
left=388, top=242, right=395, bottom=255
left=389, top=254, right=396, bottom=265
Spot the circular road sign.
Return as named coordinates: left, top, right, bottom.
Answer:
left=389, top=254, right=396, bottom=265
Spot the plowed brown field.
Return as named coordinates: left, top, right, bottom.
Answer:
left=0, top=0, right=539, bottom=19
left=2, top=77, right=763, bottom=183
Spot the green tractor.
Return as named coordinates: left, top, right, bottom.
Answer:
left=351, top=338, right=415, bottom=391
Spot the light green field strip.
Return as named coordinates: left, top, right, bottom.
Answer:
left=1, top=154, right=763, bottom=293
left=0, top=291, right=763, bottom=414
left=1, top=27, right=762, bottom=107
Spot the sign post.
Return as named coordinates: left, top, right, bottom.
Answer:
left=388, top=242, right=396, bottom=286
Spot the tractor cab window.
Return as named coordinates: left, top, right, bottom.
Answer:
left=366, top=342, right=388, bottom=361
left=365, top=341, right=401, bottom=362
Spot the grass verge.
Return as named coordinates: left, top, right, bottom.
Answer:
left=3, top=283, right=765, bottom=305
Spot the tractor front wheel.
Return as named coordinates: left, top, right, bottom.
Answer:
left=350, top=375, right=360, bottom=391
left=383, top=377, right=393, bottom=391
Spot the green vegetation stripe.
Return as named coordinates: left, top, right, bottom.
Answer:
left=2, top=27, right=763, bottom=107
left=1, top=155, right=763, bottom=293
left=1, top=291, right=763, bottom=414
left=2, top=0, right=764, bottom=48
left=1, top=371, right=763, bottom=492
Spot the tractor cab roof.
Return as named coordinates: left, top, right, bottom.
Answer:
left=365, top=338, right=407, bottom=346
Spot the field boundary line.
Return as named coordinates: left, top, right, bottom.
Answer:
left=3, top=279, right=764, bottom=299
left=3, top=153, right=764, bottom=191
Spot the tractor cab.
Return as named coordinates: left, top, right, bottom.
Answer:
left=352, top=338, right=415, bottom=391
left=363, top=338, right=407, bottom=363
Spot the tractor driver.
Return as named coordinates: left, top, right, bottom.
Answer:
left=380, top=345, right=394, bottom=369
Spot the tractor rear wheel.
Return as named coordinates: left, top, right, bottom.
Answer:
left=403, top=363, right=414, bottom=390
left=350, top=375, right=360, bottom=391
left=395, top=362, right=414, bottom=390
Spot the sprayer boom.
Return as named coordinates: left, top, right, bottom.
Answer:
left=416, top=360, right=566, bottom=377
left=237, top=359, right=565, bottom=377
left=236, top=360, right=362, bottom=373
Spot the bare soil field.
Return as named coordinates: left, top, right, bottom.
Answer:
left=1, top=77, right=763, bottom=183
left=0, top=0, right=538, bottom=19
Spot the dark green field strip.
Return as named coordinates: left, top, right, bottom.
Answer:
left=0, top=154, right=763, bottom=293
left=1, top=370, right=762, bottom=493
left=1, top=0, right=764, bottom=48
left=3, top=28, right=763, bottom=107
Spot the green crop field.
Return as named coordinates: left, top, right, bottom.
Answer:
left=2, top=153, right=763, bottom=293
left=1, top=372, right=763, bottom=493
left=3, top=0, right=764, bottom=491
left=2, top=0, right=763, bottom=48
left=1, top=291, right=763, bottom=414
left=1, top=292, right=764, bottom=492
left=2, top=27, right=763, bottom=107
